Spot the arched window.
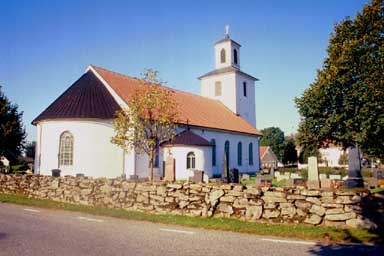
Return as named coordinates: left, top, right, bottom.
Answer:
left=187, top=152, right=196, bottom=169
left=220, top=49, right=226, bottom=63
left=243, top=82, right=247, bottom=97
left=224, top=141, right=230, bottom=167
left=211, top=139, right=216, bottom=166
left=154, top=147, right=159, bottom=168
left=59, top=131, right=73, bottom=166
left=234, top=49, right=238, bottom=64
left=237, top=142, right=242, bottom=166
left=249, top=143, right=253, bottom=165
left=215, top=81, right=222, bottom=96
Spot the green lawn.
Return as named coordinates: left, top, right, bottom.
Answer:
left=0, top=193, right=383, bottom=244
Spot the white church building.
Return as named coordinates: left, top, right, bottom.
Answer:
left=33, top=31, right=262, bottom=179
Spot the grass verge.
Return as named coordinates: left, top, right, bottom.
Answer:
left=0, top=193, right=383, bottom=244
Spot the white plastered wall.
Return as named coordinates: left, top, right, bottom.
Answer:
left=200, top=72, right=237, bottom=113
left=162, top=145, right=212, bottom=180
left=34, top=120, right=135, bottom=178
left=188, top=127, right=260, bottom=176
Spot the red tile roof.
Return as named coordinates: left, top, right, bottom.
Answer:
left=162, top=130, right=213, bottom=147
left=259, top=146, right=269, bottom=158
left=32, top=71, right=120, bottom=124
left=92, top=65, right=262, bottom=136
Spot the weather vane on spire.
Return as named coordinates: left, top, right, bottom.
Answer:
left=225, top=25, right=230, bottom=38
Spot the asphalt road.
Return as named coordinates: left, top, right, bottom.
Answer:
left=0, top=203, right=382, bottom=256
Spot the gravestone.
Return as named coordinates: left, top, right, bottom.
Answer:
left=287, top=178, right=306, bottom=187
left=373, top=169, right=383, bottom=180
left=164, top=157, right=175, bottom=182
left=129, top=174, right=139, bottom=180
left=291, top=173, right=302, bottom=179
left=221, top=153, right=229, bottom=183
left=190, top=170, right=204, bottom=183
left=320, top=178, right=332, bottom=189
left=319, top=174, right=327, bottom=180
left=241, top=174, right=250, bottom=181
left=329, top=174, right=341, bottom=180
left=345, top=147, right=364, bottom=188
left=307, top=156, right=320, bottom=189
left=51, top=169, right=61, bottom=177
left=229, top=168, right=239, bottom=183
left=256, top=176, right=272, bottom=187
left=365, top=177, right=378, bottom=189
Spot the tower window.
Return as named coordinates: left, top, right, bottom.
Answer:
left=234, top=49, right=238, bottom=64
left=215, top=81, right=222, bottom=96
left=220, top=49, right=226, bottom=63
left=243, top=82, right=247, bottom=97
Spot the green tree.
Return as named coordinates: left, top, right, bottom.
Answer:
left=295, top=0, right=384, bottom=158
left=260, top=127, right=285, bottom=162
left=0, top=86, right=26, bottom=163
left=338, top=152, right=349, bottom=166
left=25, top=141, right=36, bottom=159
left=282, top=137, right=298, bottom=165
left=111, top=69, right=179, bottom=180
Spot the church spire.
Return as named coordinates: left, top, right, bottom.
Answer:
left=225, top=25, right=230, bottom=38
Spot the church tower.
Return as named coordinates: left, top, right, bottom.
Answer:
left=199, top=26, right=258, bottom=127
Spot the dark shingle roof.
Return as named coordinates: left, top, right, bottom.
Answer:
left=215, top=37, right=241, bottom=47
left=198, top=66, right=258, bottom=81
left=162, top=130, right=213, bottom=147
left=32, top=70, right=120, bottom=124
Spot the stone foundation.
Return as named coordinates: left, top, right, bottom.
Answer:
left=0, top=174, right=382, bottom=229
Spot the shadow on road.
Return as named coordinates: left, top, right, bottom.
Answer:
left=0, top=232, right=7, bottom=240
left=308, top=243, right=384, bottom=255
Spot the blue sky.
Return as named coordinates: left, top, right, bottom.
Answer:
left=0, top=0, right=368, bottom=141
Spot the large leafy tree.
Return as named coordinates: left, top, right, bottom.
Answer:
left=260, top=127, right=285, bottom=162
left=111, top=69, right=179, bottom=180
left=282, top=137, right=298, bottom=165
left=0, top=86, right=26, bottom=162
left=295, top=0, right=384, bottom=158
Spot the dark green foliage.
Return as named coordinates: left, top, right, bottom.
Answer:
left=25, top=141, right=36, bottom=159
left=282, top=137, right=298, bottom=165
left=0, top=87, right=26, bottom=162
left=295, top=0, right=384, bottom=158
left=338, top=152, right=349, bottom=165
left=260, top=127, right=285, bottom=162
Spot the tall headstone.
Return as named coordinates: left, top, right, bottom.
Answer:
left=164, top=157, right=175, bottom=182
left=221, top=152, right=229, bottom=183
left=307, top=156, right=320, bottom=189
left=345, top=147, right=364, bottom=188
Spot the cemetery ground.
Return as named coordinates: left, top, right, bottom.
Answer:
left=1, top=192, right=383, bottom=245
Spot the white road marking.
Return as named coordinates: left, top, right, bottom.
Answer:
left=260, top=238, right=316, bottom=246
left=159, top=228, right=195, bottom=235
left=76, top=216, right=104, bottom=223
left=23, top=208, right=40, bottom=213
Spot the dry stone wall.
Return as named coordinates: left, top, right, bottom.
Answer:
left=0, top=174, right=382, bottom=229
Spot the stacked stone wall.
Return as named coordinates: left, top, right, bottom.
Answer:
left=0, top=174, right=382, bottom=229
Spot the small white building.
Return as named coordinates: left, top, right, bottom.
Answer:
left=319, top=146, right=348, bottom=167
left=0, top=156, right=10, bottom=167
left=33, top=30, right=262, bottom=179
